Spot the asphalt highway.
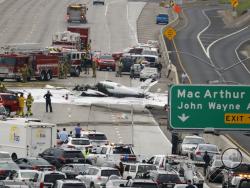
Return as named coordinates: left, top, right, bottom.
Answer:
left=170, top=3, right=250, bottom=160
left=170, top=7, right=220, bottom=84
left=0, top=0, right=173, bottom=164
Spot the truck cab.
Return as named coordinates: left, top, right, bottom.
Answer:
left=67, top=4, right=88, bottom=23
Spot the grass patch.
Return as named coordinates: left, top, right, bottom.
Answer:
left=237, top=0, right=250, bottom=15
left=219, top=0, right=230, bottom=4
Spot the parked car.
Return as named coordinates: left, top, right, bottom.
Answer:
left=104, top=179, right=127, bottom=188
left=31, top=171, right=66, bottom=188
left=124, top=179, right=158, bottom=188
left=0, top=180, right=30, bottom=188
left=139, top=67, right=159, bottom=81
left=54, top=179, right=86, bottom=188
left=180, top=136, right=205, bottom=155
left=96, top=54, right=115, bottom=71
left=93, top=0, right=105, bottom=5
left=0, top=93, right=19, bottom=115
left=0, top=151, right=12, bottom=161
left=76, top=166, right=120, bottom=188
left=60, top=163, right=91, bottom=179
left=6, top=170, right=39, bottom=182
left=15, top=157, right=55, bottom=171
left=191, top=144, right=220, bottom=162
left=156, top=14, right=169, bottom=24
left=81, top=130, right=108, bottom=147
left=62, top=137, right=92, bottom=151
left=206, top=159, right=231, bottom=183
left=235, top=178, right=250, bottom=188
left=149, top=170, right=182, bottom=188
left=39, top=147, right=86, bottom=169
left=130, top=64, right=143, bottom=78
left=0, top=161, right=20, bottom=180
left=120, top=56, right=136, bottom=73
left=123, top=163, right=157, bottom=179
left=222, top=162, right=250, bottom=188
left=174, top=184, right=197, bottom=188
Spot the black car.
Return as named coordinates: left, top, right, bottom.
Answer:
left=121, top=56, right=135, bottom=73
left=60, top=163, right=91, bottom=179
left=0, top=161, right=20, bottom=180
left=15, top=157, right=55, bottom=171
left=149, top=170, right=182, bottom=188
left=222, top=162, right=250, bottom=188
left=39, top=147, right=86, bottom=169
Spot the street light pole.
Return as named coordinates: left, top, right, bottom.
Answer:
left=131, top=104, right=134, bottom=146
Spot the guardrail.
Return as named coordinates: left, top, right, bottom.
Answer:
left=158, top=9, right=180, bottom=84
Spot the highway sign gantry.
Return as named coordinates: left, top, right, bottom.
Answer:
left=169, top=85, right=250, bottom=130
left=164, top=27, right=176, bottom=41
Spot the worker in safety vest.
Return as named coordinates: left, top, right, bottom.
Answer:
left=21, top=65, right=28, bottom=82
left=26, top=93, right=34, bottom=116
left=63, top=57, right=69, bottom=79
left=18, top=93, right=26, bottom=117
left=58, top=61, right=64, bottom=79
left=0, top=82, right=6, bottom=92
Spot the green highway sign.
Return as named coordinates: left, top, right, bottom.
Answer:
left=169, top=85, right=250, bottom=130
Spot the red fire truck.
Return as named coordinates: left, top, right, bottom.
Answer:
left=51, top=31, right=88, bottom=77
left=0, top=53, right=59, bottom=81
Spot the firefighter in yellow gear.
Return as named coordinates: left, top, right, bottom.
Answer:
left=15, top=93, right=20, bottom=116
left=26, top=93, right=34, bottom=116
left=0, top=82, right=6, bottom=92
left=18, top=93, right=26, bottom=117
left=21, top=65, right=28, bottom=82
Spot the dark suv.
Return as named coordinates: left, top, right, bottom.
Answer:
left=39, top=147, right=86, bottom=169
left=149, top=170, right=182, bottom=188
left=0, top=93, right=19, bottom=115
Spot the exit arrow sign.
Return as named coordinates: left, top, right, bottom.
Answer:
left=178, top=113, right=189, bottom=122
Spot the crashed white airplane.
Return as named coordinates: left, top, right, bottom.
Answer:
left=79, top=79, right=156, bottom=98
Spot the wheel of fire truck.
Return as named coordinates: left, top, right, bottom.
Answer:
left=11, top=153, right=17, bottom=161
left=39, top=71, right=46, bottom=81
left=16, top=77, right=21, bottom=82
left=0, top=78, right=4, bottom=81
left=46, top=71, right=52, bottom=81
left=5, top=107, right=10, bottom=116
left=75, top=67, right=81, bottom=77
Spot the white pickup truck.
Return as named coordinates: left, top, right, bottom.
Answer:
left=88, top=144, right=137, bottom=166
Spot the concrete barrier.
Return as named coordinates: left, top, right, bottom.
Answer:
left=158, top=10, right=180, bottom=84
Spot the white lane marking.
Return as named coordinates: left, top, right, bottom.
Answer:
left=207, top=25, right=250, bottom=59
left=197, top=9, right=211, bottom=58
left=127, top=3, right=138, bottom=44
left=105, top=2, right=109, bottom=16
left=235, top=38, right=250, bottom=74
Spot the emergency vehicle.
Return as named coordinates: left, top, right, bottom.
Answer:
left=0, top=118, right=57, bottom=160
left=66, top=3, right=88, bottom=23
left=50, top=31, right=86, bottom=77
left=0, top=53, right=59, bottom=81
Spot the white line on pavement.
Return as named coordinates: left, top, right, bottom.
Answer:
left=207, top=25, right=250, bottom=59
left=235, top=38, right=250, bottom=74
left=197, top=9, right=211, bottom=58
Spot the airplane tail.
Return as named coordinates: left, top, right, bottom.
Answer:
left=138, top=79, right=158, bottom=93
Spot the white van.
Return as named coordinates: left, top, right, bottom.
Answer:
left=0, top=118, right=57, bottom=160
